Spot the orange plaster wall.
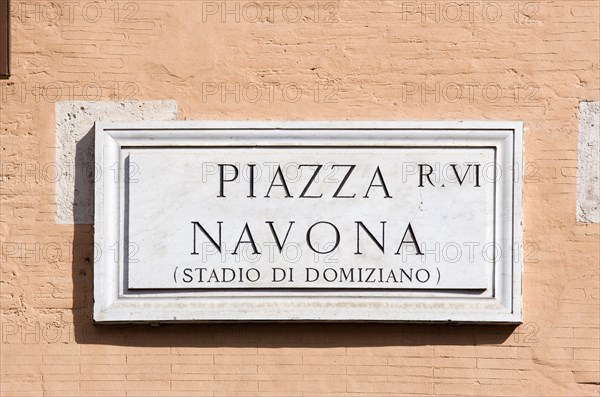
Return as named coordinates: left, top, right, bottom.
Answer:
left=0, top=1, right=598, bottom=396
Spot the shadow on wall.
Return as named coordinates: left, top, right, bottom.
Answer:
left=70, top=127, right=517, bottom=348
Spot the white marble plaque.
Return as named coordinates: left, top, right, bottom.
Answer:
left=94, top=121, right=522, bottom=323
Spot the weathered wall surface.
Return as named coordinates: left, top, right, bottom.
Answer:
left=0, top=1, right=598, bottom=396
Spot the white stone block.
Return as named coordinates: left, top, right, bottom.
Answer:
left=55, top=100, right=177, bottom=224
left=577, top=101, right=600, bottom=223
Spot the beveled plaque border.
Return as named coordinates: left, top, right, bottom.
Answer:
left=94, top=121, right=523, bottom=323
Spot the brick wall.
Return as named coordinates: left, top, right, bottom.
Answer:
left=1, top=1, right=598, bottom=396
